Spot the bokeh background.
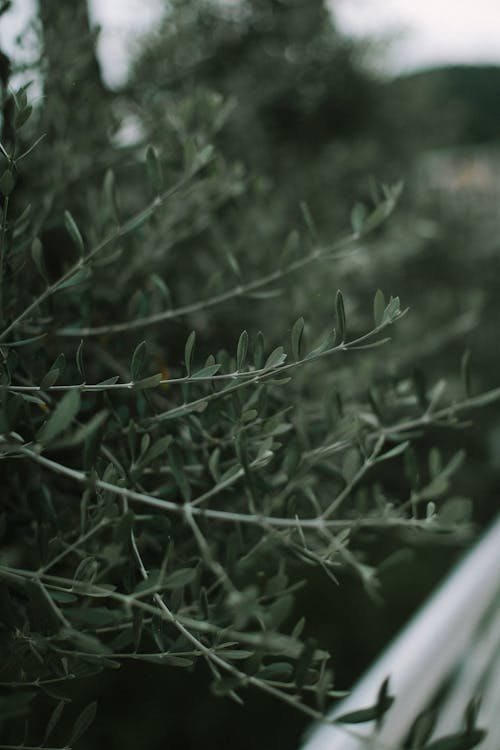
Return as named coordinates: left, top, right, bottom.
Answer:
left=1, top=1, right=500, bottom=747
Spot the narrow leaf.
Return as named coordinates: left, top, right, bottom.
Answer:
left=192, top=364, right=221, bottom=379
left=373, top=289, right=385, bottom=327
left=377, top=441, right=409, bottom=462
left=350, top=202, right=366, bottom=235
left=42, top=700, right=65, bottom=746
left=163, top=567, right=197, bottom=589
left=76, top=339, right=85, bottom=379
left=68, top=702, right=97, bottom=746
left=264, top=346, right=287, bottom=370
left=38, top=390, right=81, bottom=444
left=0, top=168, right=15, bottom=196
left=184, top=331, right=196, bottom=376
left=294, top=638, right=316, bottom=689
left=131, top=340, right=147, bottom=380
left=146, top=144, right=163, bottom=194
left=64, top=210, right=84, bottom=255
left=57, top=266, right=92, bottom=290
left=103, top=168, right=119, bottom=221
left=52, top=410, right=108, bottom=449
left=133, top=373, right=162, bottom=390
left=336, top=290, right=346, bottom=341
left=291, top=317, right=305, bottom=361
left=336, top=696, right=394, bottom=725
left=236, top=330, right=248, bottom=371
left=31, top=237, right=49, bottom=283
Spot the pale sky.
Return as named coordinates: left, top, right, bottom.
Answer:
left=334, top=0, right=500, bottom=73
left=1, top=0, right=500, bottom=87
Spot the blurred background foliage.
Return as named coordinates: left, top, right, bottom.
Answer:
left=1, top=0, right=500, bottom=747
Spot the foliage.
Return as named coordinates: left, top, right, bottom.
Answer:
left=0, top=1, right=498, bottom=748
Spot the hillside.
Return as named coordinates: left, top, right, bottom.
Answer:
left=384, top=64, right=500, bottom=149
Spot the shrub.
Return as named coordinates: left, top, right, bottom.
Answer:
left=0, top=3, right=498, bottom=748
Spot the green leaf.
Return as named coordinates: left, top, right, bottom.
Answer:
left=342, top=448, right=361, bottom=482
left=350, top=202, right=366, bottom=235
left=68, top=701, right=97, bottom=747
left=168, top=443, right=191, bottom=502
left=280, top=229, right=300, bottom=267
left=306, top=329, right=336, bottom=360
left=146, top=144, right=163, bottom=193
left=1, top=333, right=47, bottom=348
left=373, top=289, right=385, bottom=327
left=300, top=201, right=318, bottom=241
left=133, top=373, right=163, bottom=390
left=57, top=266, right=92, bottom=290
left=139, top=435, right=172, bottom=466
left=31, top=237, right=49, bottom=283
left=209, top=447, right=221, bottom=481
left=236, top=330, right=249, bottom=371
left=336, top=704, right=386, bottom=725
left=76, top=339, right=85, bottom=379
left=131, top=340, right=147, bottom=380
left=217, top=649, right=253, bottom=660
left=382, top=295, right=401, bottom=324
left=38, top=389, right=81, bottom=444
left=40, top=354, right=65, bottom=390
left=226, top=250, right=241, bottom=278
left=377, top=441, right=409, bottom=463
left=42, top=700, right=65, bottom=746
left=52, top=410, right=108, bottom=449
left=291, top=616, right=306, bottom=639
left=375, top=676, right=391, bottom=725
left=465, top=695, right=481, bottom=736
left=336, top=696, right=394, bottom=725
left=291, top=317, right=305, bottom=361
left=429, top=447, right=442, bottom=477
left=64, top=210, right=84, bottom=255
left=192, top=143, right=214, bottom=172
left=253, top=331, right=265, bottom=369
left=15, top=104, right=32, bottom=129
left=192, top=364, right=221, bottom=379
left=264, top=346, right=286, bottom=370
left=259, top=662, right=294, bottom=681
left=163, top=567, right=197, bottom=589
left=336, top=290, right=346, bottom=341
left=184, top=331, right=196, bottom=376
left=0, top=168, right=15, bottom=196
left=96, top=375, right=120, bottom=386
left=294, top=637, right=317, bottom=689
left=103, top=168, right=119, bottom=220
left=134, top=570, right=163, bottom=595
left=461, top=350, right=472, bottom=398
left=14, top=392, right=46, bottom=406
left=409, top=709, right=438, bottom=747
left=124, top=205, right=155, bottom=232
left=143, top=654, right=194, bottom=667
left=423, top=730, right=485, bottom=750
left=74, top=556, right=98, bottom=583
left=363, top=200, right=392, bottom=233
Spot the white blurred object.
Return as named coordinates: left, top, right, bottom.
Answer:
left=301, top=514, right=500, bottom=749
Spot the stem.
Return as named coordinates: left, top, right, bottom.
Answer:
left=0, top=174, right=191, bottom=343
left=320, top=436, right=386, bottom=520
left=53, top=237, right=357, bottom=338
left=5, top=318, right=397, bottom=396
left=17, top=445, right=464, bottom=534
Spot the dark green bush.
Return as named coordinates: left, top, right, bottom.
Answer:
left=0, top=2, right=498, bottom=748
